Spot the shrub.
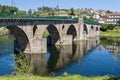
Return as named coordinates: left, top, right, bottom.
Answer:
left=14, top=52, right=33, bottom=75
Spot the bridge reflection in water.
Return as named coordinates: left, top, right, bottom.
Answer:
left=24, top=37, right=100, bottom=75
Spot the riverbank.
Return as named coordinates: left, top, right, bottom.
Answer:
left=0, top=75, right=112, bottom=80
left=0, top=27, right=10, bottom=35
left=100, top=26, right=120, bottom=37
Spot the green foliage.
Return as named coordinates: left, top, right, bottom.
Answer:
left=83, top=16, right=88, bottom=20
left=107, top=24, right=115, bottom=30
left=0, top=5, right=18, bottom=14
left=100, top=26, right=120, bottom=37
left=42, top=29, right=49, bottom=38
left=28, top=9, right=32, bottom=15
left=106, top=10, right=113, bottom=14
left=89, top=16, right=95, bottom=20
left=0, top=75, right=111, bottom=80
left=0, top=27, right=10, bottom=35
left=63, top=72, right=69, bottom=77
left=14, top=53, right=33, bottom=75
left=68, top=8, right=75, bottom=16
left=0, top=5, right=26, bottom=15
left=17, top=10, right=26, bottom=15
left=100, top=23, right=108, bottom=31
left=100, top=23, right=115, bottom=31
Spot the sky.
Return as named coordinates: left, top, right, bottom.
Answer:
left=0, top=0, right=120, bottom=12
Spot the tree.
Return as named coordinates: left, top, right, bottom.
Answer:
left=83, top=16, right=88, bottom=20
left=107, top=24, right=115, bottom=30
left=100, top=23, right=108, bottom=31
left=106, top=10, right=113, bottom=14
left=28, top=9, right=32, bottom=15
left=69, top=8, right=75, bottom=16
left=89, top=16, right=95, bottom=20
left=17, top=10, right=26, bottom=15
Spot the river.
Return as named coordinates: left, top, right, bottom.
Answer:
left=0, top=35, right=120, bottom=76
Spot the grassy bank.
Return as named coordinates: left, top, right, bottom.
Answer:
left=0, top=27, right=10, bottom=35
left=0, top=75, right=112, bottom=80
left=100, top=26, right=120, bottom=37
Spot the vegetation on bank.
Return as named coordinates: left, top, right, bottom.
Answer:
left=0, top=27, right=10, bottom=35
left=0, top=75, right=120, bottom=80
left=0, top=52, right=117, bottom=80
left=100, top=26, right=120, bottom=37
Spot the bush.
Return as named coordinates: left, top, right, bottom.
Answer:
left=14, top=53, right=33, bottom=75
left=100, top=24, right=115, bottom=31
left=107, top=24, right=115, bottom=30
left=100, top=23, right=108, bottom=31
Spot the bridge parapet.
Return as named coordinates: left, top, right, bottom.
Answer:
left=0, top=16, right=101, bottom=54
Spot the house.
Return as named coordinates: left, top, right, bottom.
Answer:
left=105, top=13, right=120, bottom=24
left=97, top=18, right=106, bottom=24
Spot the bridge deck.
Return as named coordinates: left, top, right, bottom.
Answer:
left=0, top=14, right=100, bottom=25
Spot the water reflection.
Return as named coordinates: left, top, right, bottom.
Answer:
left=2, top=35, right=120, bottom=76
left=24, top=37, right=100, bottom=76
left=100, top=37, right=120, bottom=60
left=0, top=35, right=15, bottom=76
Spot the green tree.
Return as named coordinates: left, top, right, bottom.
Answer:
left=89, top=16, right=95, bottom=20
left=83, top=16, right=88, bottom=20
left=100, top=23, right=108, bottom=31
left=17, top=10, right=26, bottom=15
left=28, top=9, right=32, bottom=15
left=106, top=10, right=113, bottom=14
left=69, top=8, right=75, bottom=16
left=107, top=24, right=115, bottom=30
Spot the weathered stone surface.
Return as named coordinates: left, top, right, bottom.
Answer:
left=60, top=35, right=72, bottom=45
left=0, top=18, right=100, bottom=54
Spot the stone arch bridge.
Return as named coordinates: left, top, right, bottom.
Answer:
left=0, top=17, right=100, bottom=54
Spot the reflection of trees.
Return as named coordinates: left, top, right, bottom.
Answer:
left=100, top=37, right=120, bottom=60
left=100, top=37, right=120, bottom=46
left=100, top=38, right=115, bottom=46
left=17, top=37, right=100, bottom=75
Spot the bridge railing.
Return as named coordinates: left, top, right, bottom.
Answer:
left=83, top=19, right=100, bottom=25
left=0, top=14, right=100, bottom=25
left=0, top=14, right=79, bottom=21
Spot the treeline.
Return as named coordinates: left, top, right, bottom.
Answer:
left=29, top=6, right=76, bottom=16
left=0, top=5, right=26, bottom=15
left=100, top=24, right=116, bottom=31
left=0, top=4, right=77, bottom=16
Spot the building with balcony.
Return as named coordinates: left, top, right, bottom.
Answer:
left=105, top=13, right=120, bottom=24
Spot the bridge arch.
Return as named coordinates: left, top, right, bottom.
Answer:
left=33, top=25, right=37, bottom=37
left=91, top=25, right=94, bottom=29
left=66, top=24, right=77, bottom=40
left=46, top=24, right=60, bottom=45
left=84, top=24, right=88, bottom=34
left=6, top=25, right=30, bottom=53
left=96, top=27, right=99, bottom=31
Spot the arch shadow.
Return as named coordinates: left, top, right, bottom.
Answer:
left=7, top=25, right=30, bottom=53
left=91, top=25, right=94, bottom=29
left=47, top=46, right=60, bottom=72
left=84, top=24, right=88, bottom=34
left=67, top=25, right=77, bottom=39
left=47, top=24, right=60, bottom=45
left=96, top=27, right=98, bottom=31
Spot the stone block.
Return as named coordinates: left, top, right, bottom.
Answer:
left=60, top=35, right=72, bottom=45
left=31, top=38, right=47, bottom=53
